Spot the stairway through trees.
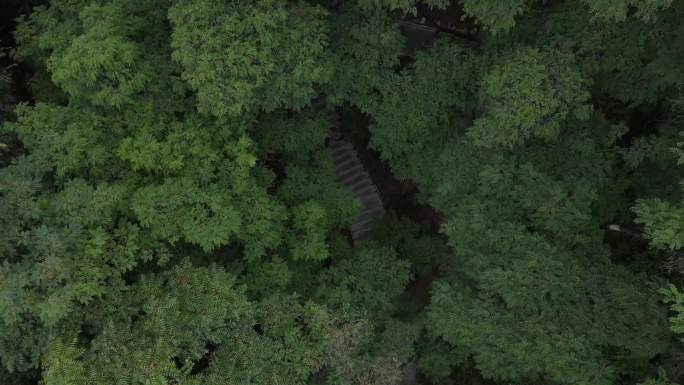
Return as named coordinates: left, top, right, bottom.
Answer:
left=328, top=131, right=385, bottom=244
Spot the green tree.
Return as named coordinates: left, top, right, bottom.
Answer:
left=323, top=3, right=405, bottom=110
left=365, top=34, right=671, bottom=384
left=2, top=1, right=684, bottom=385
left=460, top=0, right=673, bottom=33
left=168, top=0, right=331, bottom=117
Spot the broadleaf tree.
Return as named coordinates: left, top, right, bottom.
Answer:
left=1, top=0, right=683, bottom=385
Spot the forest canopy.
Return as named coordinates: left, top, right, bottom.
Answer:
left=1, top=0, right=684, bottom=385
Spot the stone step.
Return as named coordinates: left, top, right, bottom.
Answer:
left=351, top=216, right=380, bottom=232
left=356, top=207, right=385, bottom=223
left=349, top=181, right=375, bottom=197
left=359, top=198, right=383, bottom=212
left=342, top=172, right=371, bottom=189
left=352, top=229, right=371, bottom=241
left=334, top=156, right=361, bottom=172
left=330, top=143, right=353, bottom=155
left=335, top=164, right=365, bottom=182
left=333, top=152, right=356, bottom=165
left=355, top=184, right=380, bottom=199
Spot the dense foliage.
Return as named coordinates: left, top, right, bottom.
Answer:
left=2, top=0, right=684, bottom=384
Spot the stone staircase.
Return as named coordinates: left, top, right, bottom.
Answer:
left=328, top=131, right=385, bottom=243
